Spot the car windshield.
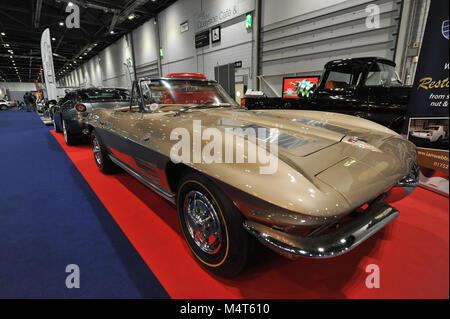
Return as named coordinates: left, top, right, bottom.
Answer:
left=321, top=64, right=364, bottom=90
left=78, top=88, right=130, bottom=102
left=365, top=62, right=402, bottom=87
left=138, top=78, right=239, bottom=112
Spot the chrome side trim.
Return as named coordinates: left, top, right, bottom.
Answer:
left=243, top=201, right=400, bottom=259
left=109, top=154, right=176, bottom=204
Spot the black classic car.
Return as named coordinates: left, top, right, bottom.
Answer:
left=245, top=57, right=412, bottom=133
left=52, top=88, right=130, bottom=144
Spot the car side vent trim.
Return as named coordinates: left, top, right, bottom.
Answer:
left=232, top=124, right=309, bottom=149
left=291, top=119, right=350, bottom=134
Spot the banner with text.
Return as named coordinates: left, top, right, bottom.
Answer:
left=406, top=0, right=449, bottom=194
left=40, top=28, right=57, bottom=100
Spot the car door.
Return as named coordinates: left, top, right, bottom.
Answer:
left=109, top=80, right=171, bottom=191
left=365, top=62, right=406, bottom=129
left=93, top=81, right=163, bottom=185
left=308, top=67, right=365, bottom=114
left=128, top=80, right=172, bottom=190
left=95, top=84, right=140, bottom=168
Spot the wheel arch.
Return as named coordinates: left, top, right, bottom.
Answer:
left=165, top=161, right=249, bottom=220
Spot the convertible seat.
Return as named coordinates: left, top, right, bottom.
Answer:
left=163, top=90, right=217, bottom=104
left=324, top=81, right=349, bottom=89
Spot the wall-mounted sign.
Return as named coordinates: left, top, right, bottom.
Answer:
left=234, top=61, right=242, bottom=68
left=195, top=30, right=210, bottom=49
left=195, top=0, right=254, bottom=32
left=211, top=25, right=221, bottom=43
left=245, top=12, right=253, bottom=29
left=180, top=20, right=189, bottom=33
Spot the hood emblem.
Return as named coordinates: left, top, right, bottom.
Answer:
left=347, top=136, right=367, bottom=143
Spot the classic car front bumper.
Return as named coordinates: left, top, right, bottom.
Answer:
left=243, top=200, right=399, bottom=259
left=243, top=163, right=419, bottom=259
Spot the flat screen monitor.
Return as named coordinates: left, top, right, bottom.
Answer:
left=282, top=76, right=320, bottom=99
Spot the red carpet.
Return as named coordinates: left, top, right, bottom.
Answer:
left=51, top=130, right=449, bottom=299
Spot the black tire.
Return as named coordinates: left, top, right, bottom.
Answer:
left=62, top=120, right=76, bottom=145
left=176, top=171, right=250, bottom=277
left=53, top=115, right=62, bottom=133
left=91, top=130, right=117, bottom=174
left=0, top=104, right=7, bottom=111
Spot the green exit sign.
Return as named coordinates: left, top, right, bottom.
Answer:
left=245, top=12, right=253, bottom=29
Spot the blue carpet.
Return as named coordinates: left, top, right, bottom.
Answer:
left=0, top=110, right=170, bottom=298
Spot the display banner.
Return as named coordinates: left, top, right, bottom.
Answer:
left=406, top=0, right=449, bottom=194
left=40, top=28, right=57, bottom=100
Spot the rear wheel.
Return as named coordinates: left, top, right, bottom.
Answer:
left=176, top=172, right=250, bottom=277
left=91, top=130, right=117, bottom=174
left=62, top=120, right=76, bottom=145
left=53, top=115, right=62, bottom=133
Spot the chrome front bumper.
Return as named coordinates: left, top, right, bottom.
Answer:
left=395, top=161, right=420, bottom=196
left=243, top=200, right=399, bottom=259
left=243, top=162, right=418, bottom=259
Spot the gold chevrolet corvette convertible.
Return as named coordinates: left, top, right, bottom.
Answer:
left=84, top=73, right=419, bottom=277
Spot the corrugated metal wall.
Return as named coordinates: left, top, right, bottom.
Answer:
left=259, top=0, right=402, bottom=96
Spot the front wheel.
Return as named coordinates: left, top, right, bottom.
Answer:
left=177, top=172, right=250, bottom=277
left=91, top=131, right=117, bottom=174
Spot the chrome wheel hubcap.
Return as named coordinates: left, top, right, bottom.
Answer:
left=92, top=138, right=102, bottom=165
left=63, top=121, right=68, bottom=142
left=183, top=190, right=223, bottom=254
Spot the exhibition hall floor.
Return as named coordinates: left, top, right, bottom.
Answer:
left=1, top=110, right=448, bottom=298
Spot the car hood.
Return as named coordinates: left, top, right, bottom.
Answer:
left=89, top=107, right=417, bottom=217
left=161, top=108, right=416, bottom=213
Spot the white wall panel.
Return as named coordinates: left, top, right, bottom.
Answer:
left=261, top=0, right=347, bottom=26
left=158, top=0, right=200, bottom=70
left=2, top=82, right=36, bottom=91
left=259, top=0, right=402, bottom=96
left=132, top=19, right=158, bottom=67
left=158, top=0, right=255, bottom=84
left=58, top=0, right=403, bottom=98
